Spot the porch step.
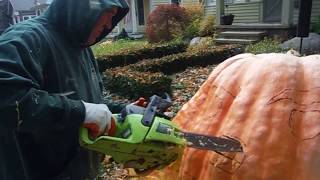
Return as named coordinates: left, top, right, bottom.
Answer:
left=220, top=31, right=266, bottom=38
left=219, top=31, right=267, bottom=40
left=215, top=38, right=257, bottom=45
left=216, top=31, right=267, bottom=45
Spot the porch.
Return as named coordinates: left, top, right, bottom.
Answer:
left=207, top=0, right=317, bottom=44
left=214, top=0, right=295, bottom=26
left=215, top=23, right=297, bottom=44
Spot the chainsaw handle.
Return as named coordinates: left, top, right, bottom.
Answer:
left=107, top=117, right=117, bottom=136
left=156, top=93, right=172, bottom=113
left=141, top=93, right=172, bottom=126
left=141, top=96, right=160, bottom=126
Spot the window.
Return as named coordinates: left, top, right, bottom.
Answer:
left=171, top=0, right=181, bottom=4
left=22, top=15, right=36, bottom=21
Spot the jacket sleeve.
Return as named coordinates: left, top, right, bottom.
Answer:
left=88, top=48, right=126, bottom=113
left=0, top=33, right=85, bottom=136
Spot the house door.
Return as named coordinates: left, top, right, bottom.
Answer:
left=263, top=0, right=282, bottom=23
left=126, top=0, right=149, bottom=33
left=136, top=0, right=145, bottom=26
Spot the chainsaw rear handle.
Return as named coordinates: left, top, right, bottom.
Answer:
left=142, top=93, right=172, bottom=127
left=152, top=92, right=172, bottom=113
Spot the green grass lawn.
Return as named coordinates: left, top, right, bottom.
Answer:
left=92, top=39, right=148, bottom=57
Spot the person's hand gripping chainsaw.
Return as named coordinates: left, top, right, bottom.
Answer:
left=82, top=97, right=147, bottom=138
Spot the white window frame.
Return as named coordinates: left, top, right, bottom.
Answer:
left=22, top=15, right=35, bottom=21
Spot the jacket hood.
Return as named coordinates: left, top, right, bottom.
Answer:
left=45, top=0, right=129, bottom=47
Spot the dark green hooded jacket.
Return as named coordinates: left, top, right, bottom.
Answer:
left=0, top=0, right=128, bottom=179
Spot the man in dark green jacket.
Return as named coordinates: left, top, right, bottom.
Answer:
left=0, top=0, right=129, bottom=179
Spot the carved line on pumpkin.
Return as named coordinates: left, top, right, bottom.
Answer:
left=288, top=109, right=320, bottom=141
left=210, top=150, right=246, bottom=175
left=215, top=85, right=237, bottom=99
left=267, top=87, right=320, bottom=106
left=266, top=87, right=320, bottom=141
left=209, top=135, right=246, bottom=175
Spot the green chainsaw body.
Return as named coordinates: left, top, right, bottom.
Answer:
left=80, top=105, right=186, bottom=170
left=80, top=94, right=244, bottom=170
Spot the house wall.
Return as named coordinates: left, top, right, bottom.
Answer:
left=151, top=0, right=200, bottom=10
left=205, top=1, right=262, bottom=23
left=182, top=0, right=200, bottom=6
left=293, top=0, right=320, bottom=25
left=226, top=1, right=262, bottom=23
left=204, top=3, right=216, bottom=17
left=205, top=0, right=320, bottom=25
left=150, top=0, right=170, bottom=10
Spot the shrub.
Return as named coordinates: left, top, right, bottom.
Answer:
left=183, top=18, right=202, bottom=40
left=199, top=15, right=216, bottom=37
left=183, top=4, right=204, bottom=21
left=146, top=4, right=191, bottom=43
left=103, top=45, right=243, bottom=98
left=104, top=67, right=172, bottom=99
left=130, top=45, right=243, bottom=75
left=312, top=15, right=320, bottom=34
left=97, top=41, right=188, bottom=72
left=245, top=38, right=284, bottom=54
left=182, top=5, right=204, bottom=39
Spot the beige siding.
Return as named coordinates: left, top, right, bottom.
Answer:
left=227, top=2, right=262, bottom=23
left=151, top=0, right=200, bottom=10
left=204, top=5, right=216, bottom=16
left=137, top=26, right=145, bottom=33
left=182, top=0, right=200, bottom=6
left=144, top=0, right=150, bottom=22
left=293, top=0, right=320, bottom=25
left=204, top=2, right=262, bottom=23
left=151, top=0, right=171, bottom=10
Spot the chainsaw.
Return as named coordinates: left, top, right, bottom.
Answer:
left=79, top=94, right=243, bottom=172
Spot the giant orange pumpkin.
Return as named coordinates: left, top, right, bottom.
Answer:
left=146, top=53, right=320, bottom=180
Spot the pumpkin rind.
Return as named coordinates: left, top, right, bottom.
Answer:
left=147, top=53, right=320, bottom=180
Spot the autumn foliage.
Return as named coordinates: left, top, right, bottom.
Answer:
left=146, top=4, right=191, bottom=43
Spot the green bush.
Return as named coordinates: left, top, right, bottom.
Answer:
left=312, top=15, right=320, bottom=34
left=183, top=18, right=202, bottom=40
left=182, top=5, right=204, bottom=39
left=104, top=67, right=172, bottom=99
left=130, top=45, right=243, bottom=75
left=97, top=41, right=188, bottom=72
left=199, top=15, right=216, bottom=37
left=103, top=45, right=243, bottom=98
left=245, top=38, right=284, bottom=54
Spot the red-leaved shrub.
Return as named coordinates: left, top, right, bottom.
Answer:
left=146, top=4, right=191, bottom=43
